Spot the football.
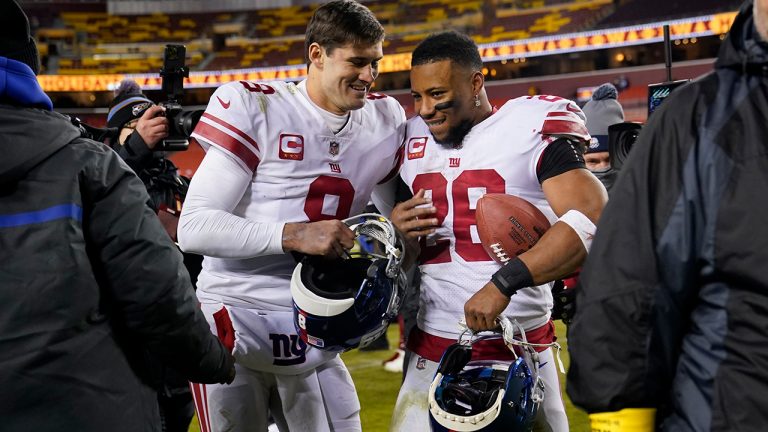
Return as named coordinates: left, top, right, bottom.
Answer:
left=476, top=194, right=551, bottom=264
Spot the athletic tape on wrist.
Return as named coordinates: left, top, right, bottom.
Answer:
left=558, top=209, right=596, bottom=252
left=491, top=258, right=533, bottom=297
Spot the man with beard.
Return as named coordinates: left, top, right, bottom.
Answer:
left=388, top=30, right=607, bottom=431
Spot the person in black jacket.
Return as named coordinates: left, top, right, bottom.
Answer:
left=106, top=80, right=190, bottom=219
left=0, top=2, right=235, bottom=432
left=567, top=1, right=768, bottom=430
left=107, top=81, right=203, bottom=432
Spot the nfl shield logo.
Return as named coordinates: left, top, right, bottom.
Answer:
left=329, top=141, right=339, bottom=156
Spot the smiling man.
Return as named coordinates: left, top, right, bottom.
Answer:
left=177, top=1, right=406, bottom=431
left=388, top=31, right=607, bottom=432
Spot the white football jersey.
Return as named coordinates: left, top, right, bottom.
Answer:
left=399, top=95, right=588, bottom=337
left=190, top=80, right=406, bottom=310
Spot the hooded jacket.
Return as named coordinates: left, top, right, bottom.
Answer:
left=567, top=1, right=768, bottom=430
left=0, top=58, right=233, bottom=432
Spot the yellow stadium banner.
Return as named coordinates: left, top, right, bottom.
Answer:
left=38, top=12, right=737, bottom=93
left=478, top=11, right=737, bottom=62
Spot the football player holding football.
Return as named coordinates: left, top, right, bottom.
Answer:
left=388, top=31, right=607, bottom=432
left=177, top=1, right=406, bottom=431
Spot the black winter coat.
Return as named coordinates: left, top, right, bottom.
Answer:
left=0, top=106, right=232, bottom=432
left=567, top=2, right=768, bottom=430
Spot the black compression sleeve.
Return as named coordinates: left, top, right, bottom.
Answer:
left=536, top=138, right=586, bottom=183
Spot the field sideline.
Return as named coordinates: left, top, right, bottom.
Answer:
left=189, top=321, right=589, bottom=431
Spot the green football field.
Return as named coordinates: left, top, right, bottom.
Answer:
left=189, top=321, right=589, bottom=431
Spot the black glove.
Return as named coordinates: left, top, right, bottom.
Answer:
left=551, top=279, right=576, bottom=325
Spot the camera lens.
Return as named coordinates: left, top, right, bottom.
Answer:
left=170, top=109, right=204, bottom=137
left=608, top=122, right=642, bottom=171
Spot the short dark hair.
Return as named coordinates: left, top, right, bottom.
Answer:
left=411, top=30, right=482, bottom=71
left=305, top=0, right=385, bottom=65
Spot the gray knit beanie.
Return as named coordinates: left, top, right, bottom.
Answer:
left=582, top=83, right=624, bottom=153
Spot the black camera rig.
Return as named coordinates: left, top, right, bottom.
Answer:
left=158, top=44, right=203, bottom=152
left=70, top=44, right=203, bottom=150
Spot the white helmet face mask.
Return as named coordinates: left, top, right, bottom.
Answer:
left=290, top=213, right=407, bottom=353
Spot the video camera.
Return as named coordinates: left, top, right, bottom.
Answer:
left=157, top=44, right=204, bottom=152
left=606, top=79, right=689, bottom=171
left=607, top=122, right=642, bottom=171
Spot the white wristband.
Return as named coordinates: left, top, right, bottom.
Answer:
left=557, top=209, right=596, bottom=252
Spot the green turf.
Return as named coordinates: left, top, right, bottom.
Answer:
left=189, top=321, right=589, bottom=431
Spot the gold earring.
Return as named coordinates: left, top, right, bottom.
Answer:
left=474, top=95, right=481, bottom=107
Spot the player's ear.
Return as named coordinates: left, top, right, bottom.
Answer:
left=308, top=42, right=324, bottom=69
left=471, top=70, right=484, bottom=95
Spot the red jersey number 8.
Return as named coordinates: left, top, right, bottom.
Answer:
left=304, top=175, right=355, bottom=222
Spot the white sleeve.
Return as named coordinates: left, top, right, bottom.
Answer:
left=177, top=146, right=285, bottom=258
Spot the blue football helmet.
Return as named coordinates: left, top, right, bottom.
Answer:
left=428, top=318, right=543, bottom=432
left=290, top=213, right=407, bottom=353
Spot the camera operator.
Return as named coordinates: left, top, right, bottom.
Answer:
left=0, top=2, right=235, bottom=431
left=581, top=82, right=625, bottom=192
left=107, top=80, right=190, bottom=224
left=107, top=80, right=169, bottom=173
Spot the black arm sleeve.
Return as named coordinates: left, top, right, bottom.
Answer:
left=536, top=138, right=586, bottom=183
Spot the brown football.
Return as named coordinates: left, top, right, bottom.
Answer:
left=476, top=194, right=551, bottom=264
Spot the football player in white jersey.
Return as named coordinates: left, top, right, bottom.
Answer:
left=177, top=1, right=406, bottom=431
left=388, top=31, right=607, bottom=432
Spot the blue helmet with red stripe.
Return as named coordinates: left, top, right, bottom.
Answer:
left=290, top=214, right=407, bottom=353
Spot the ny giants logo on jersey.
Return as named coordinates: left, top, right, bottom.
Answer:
left=407, top=137, right=428, bottom=160
left=449, top=158, right=461, bottom=167
left=329, top=163, right=341, bottom=173
left=269, top=333, right=307, bottom=366
left=279, top=134, right=304, bottom=160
